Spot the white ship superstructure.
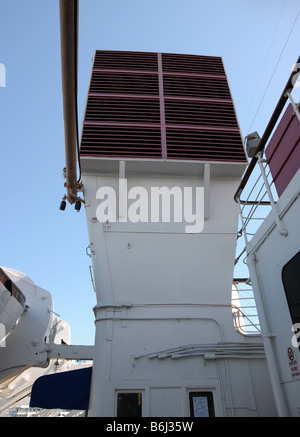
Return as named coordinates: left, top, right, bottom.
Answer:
left=0, top=1, right=299, bottom=418
left=78, top=49, right=277, bottom=417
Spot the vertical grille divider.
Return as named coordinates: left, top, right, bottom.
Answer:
left=157, top=53, right=167, bottom=159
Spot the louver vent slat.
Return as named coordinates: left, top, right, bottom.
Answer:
left=80, top=50, right=246, bottom=163
left=93, top=50, right=158, bottom=71
left=164, top=100, right=238, bottom=127
left=80, top=125, right=162, bottom=158
left=85, top=96, right=161, bottom=124
left=166, top=128, right=246, bottom=161
left=162, top=53, right=225, bottom=75
left=90, top=72, right=159, bottom=96
left=163, top=75, right=231, bottom=100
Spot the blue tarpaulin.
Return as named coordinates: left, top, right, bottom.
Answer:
left=30, top=366, right=92, bottom=410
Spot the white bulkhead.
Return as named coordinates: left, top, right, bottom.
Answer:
left=82, top=159, right=276, bottom=417
left=246, top=169, right=300, bottom=417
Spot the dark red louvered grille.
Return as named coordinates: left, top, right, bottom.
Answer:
left=162, top=53, right=225, bottom=75
left=85, top=96, right=161, bottom=124
left=93, top=50, right=158, bottom=71
left=164, top=99, right=238, bottom=127
left=81, top=125, right=162, bottom=158
left=80, top=50, right=246, bottom=163
left=89, top=71, right=159, bottom=95
left=163, top=75, right=231, bottom=100
left=166, top=128, right=246, bottom=161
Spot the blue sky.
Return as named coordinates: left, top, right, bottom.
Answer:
left=0, top=0, right=299, bottom=345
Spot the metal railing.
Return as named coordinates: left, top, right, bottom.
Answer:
left=234, top=59, right=300, bottom=263
left=232, top=279, right=261, bottom=335
left=232, top=57, right=300, bottom=336
left=237, top=155, right=281, bottom=246
left=232, top=156, right=276, bottom=336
